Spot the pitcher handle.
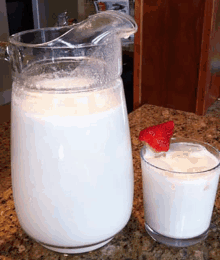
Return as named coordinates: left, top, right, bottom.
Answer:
left=0, top=41, right=10, bottom=61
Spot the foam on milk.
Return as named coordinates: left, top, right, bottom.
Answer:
left=144, top=143, right=219, bottom=173
left=13, top=77, right=121, bottom=116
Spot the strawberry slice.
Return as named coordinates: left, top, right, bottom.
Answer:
left=139, top=121, right=174, bottom=152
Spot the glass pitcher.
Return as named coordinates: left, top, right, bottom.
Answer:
left=0, top=11, right=137, bottom=254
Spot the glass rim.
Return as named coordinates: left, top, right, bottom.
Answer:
left=140, top=137, right=220, bottom=175
left=8, top=26, right=103, bottom=49
left=8, top=10, right=137, bottom=49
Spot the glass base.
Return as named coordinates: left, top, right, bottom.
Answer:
left=145, top=223, right=209, bottom=247
left=39, top=236, right=114, bottom=254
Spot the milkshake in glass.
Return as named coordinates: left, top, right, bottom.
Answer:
left=140, top=124, right=220, bottom=247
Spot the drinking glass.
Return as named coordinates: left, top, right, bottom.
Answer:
left=140, top=137, right=220, bottom=247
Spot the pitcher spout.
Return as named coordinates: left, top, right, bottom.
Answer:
left=87, top=10, right=138, bottom=44
left=42, top=10, right=137, bottom=48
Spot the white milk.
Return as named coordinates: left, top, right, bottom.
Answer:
left=11, top=77, right=133, bottom=253
left=141, top=142, right=220, bottom=239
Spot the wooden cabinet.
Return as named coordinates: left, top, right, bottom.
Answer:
left=134, top=0, right=220, bottom=115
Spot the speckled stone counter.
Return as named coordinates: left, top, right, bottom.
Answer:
left=0, top=103, right=220, bottom=260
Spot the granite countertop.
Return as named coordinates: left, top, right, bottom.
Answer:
left=0, top=103, right=220, bottom=260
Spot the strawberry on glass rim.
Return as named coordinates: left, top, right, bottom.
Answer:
left=139, top=121, right=174, bottom=152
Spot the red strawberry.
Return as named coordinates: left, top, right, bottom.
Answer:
left=139, top=121, right=174, bottom=152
